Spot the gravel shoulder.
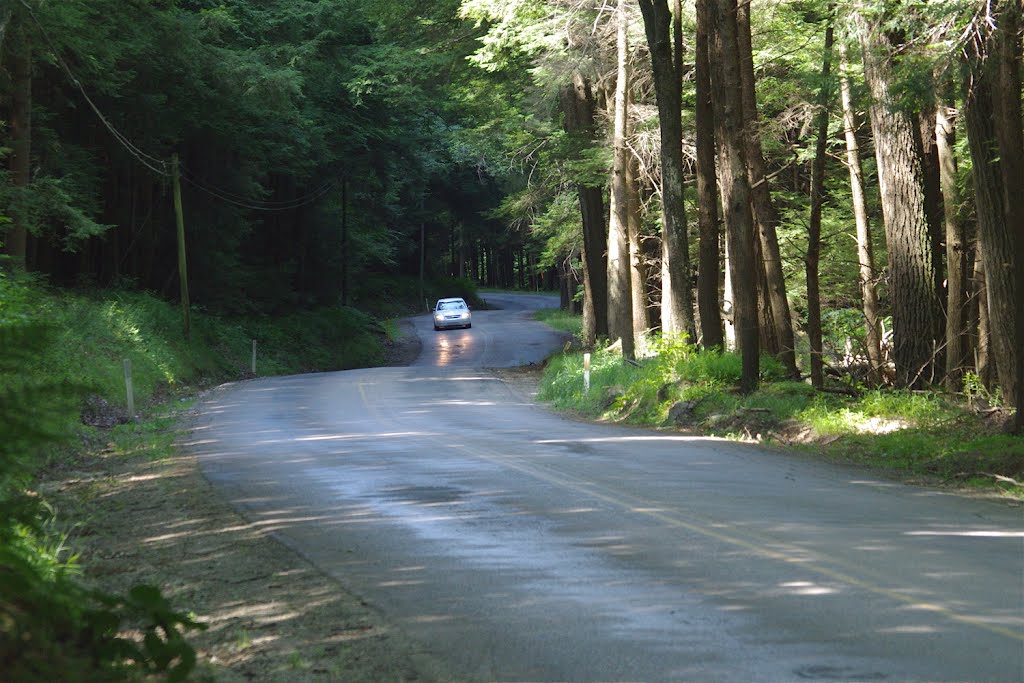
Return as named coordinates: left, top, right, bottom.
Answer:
left=43, top=320, right=446, bottom=682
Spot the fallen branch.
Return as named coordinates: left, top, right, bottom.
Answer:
left=978, top=408, right=1007, bottom=416
left=981, top=472, right=1024, bottom=487
left=818, top=386, right=860, bottom=397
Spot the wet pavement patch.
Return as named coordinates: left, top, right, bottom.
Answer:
left=377, top=485, right=466, bottom=506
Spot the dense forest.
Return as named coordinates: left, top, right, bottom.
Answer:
left=1, top=0, right=1022, bottom=426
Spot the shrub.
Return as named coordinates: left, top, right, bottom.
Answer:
left=0, top=323, right=204, bottom=681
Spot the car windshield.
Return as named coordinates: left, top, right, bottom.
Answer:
left=438, top=301, right=466, bottom=310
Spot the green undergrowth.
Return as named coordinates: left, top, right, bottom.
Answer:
left=0, top=271, right=435, bottom=681
left=359, top=273, right=483, bottom=316
left=0, top=276, right=403, bottom=416
left=537, top=337, right=1023, bottom=497
left=534, top=307, right=582, bottom=335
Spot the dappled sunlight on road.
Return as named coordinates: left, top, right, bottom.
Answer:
left=180, top=355, right=1024, bottom=680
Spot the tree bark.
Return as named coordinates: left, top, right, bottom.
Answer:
left=973, top=246, right=993, bottom=387
left=806, top=22, right=834, bottom=389
left=560, top=73, right=609, bottom=347
left=735, top=1, right=799, bottom=378
left=855, top=5, right=941, bottom=388
left=936, top=102, right=971, bottom=391
left=963, top=1, right=1021, bottom=412
left=694, top=0, right=723, bottom=350
left=627, top=152, right=650, bottom=343
left=838, top=42, right=883, bottom=385
left=918, top=105, right=947, bottom=313
left=990, top=0, right=1024, bottom=429
left=710, top=0, right=759, bottom=392
left=608, top=0, right=635, bottom=360
left=637, top=0, right=695, bottom=342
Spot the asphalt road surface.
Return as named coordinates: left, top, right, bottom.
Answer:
left=189, top=292, right=1024, bottom=682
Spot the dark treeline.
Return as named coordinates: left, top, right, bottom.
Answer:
left=0, top=0, right=551, bottom=314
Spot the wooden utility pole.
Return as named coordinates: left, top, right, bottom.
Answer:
left=171, top=154, right=191, bottom=338
left=341, top=176, right=350, bottom=306
left=419, top=221, right=425, bottom=307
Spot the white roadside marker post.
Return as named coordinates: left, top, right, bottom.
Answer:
left=123, top=358, right=135, bottom=422
left=584, top=352, right=591, bottom=394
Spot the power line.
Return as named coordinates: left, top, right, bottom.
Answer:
left=179, top=165, right=340, bottom=209
left=21, top=0, right=336, bottom=212
left=179, top=172, right=339, bottom=212
left=20, top=0, right=169, bottom=177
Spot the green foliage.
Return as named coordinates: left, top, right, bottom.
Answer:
left=0, top=324, right=82, bottom=485
left=1, top=537, right=205, bottom=682
left=9, top=0, right=504, bottom=311
left=426, top=276, right=484, bottom=310
left=0, top=316, right=205, bottom=681
left=538, top=343, right=1023, bottom=493
left=534, top=307, right=580, bottom=335
left=538, top=338, right=790, bottom=424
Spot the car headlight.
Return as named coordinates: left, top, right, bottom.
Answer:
left=434, top=313, right=444, bottom=320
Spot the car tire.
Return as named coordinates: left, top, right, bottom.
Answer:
left=466, top=323, right=472, bottom=329
left=434, top=325, right=440, bottom=331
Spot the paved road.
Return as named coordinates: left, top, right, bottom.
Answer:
left=190, top=293, right=1024, bottom=682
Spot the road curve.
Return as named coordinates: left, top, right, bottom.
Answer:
left=188, top=293, right=1024, bottom=682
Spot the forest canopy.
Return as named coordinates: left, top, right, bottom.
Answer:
left=1, top=0, right=1022, bottom=426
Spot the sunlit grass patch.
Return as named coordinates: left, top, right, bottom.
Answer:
left=537, top=342, right=1023, bottom=494
left=109, top=417, right=182, bottom=461
left=799, top=390, right=960, bottom=436
left=534, top=308, right=581, bottom=336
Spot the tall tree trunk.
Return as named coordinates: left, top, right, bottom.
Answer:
left=637, top=0, right=695, bottom=342
left=723, top=238, right=736, bottom=350
left=0, top=6, right=12, bottom=66
left=4, top=22, right=31, bottom=269
left=694, top=0, right=723, bottom=350
left=838, top=42, right=884, bottom=385
left=560, top=73, right=609, bottom=347
left=710, top=0, right=759, bottom=392
left=559, top=253, right=574, bottom=311
left=627, top=153, right=650, bottom=343
left=973, top=246, right=993, bottom=387
left=855, top=5, right=941, bottom=388
left=918, top=105, right=947, bottom=312
left=990, top=0, right=1024, bottom=429
left=735, top=2, right=799, bottom=378
left=608, top=0, right=635, bottom=360
left=936, top=102, right=971, bottom=391
left=963, top=1, right=1021, bottom=412
left=806, top=22, right=834, bottom=389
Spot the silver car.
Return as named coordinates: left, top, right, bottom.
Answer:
left=433, top=297, right=472, bottom=330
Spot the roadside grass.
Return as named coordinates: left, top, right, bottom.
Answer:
left=534, top=308, right=582, bottom=336
left=0, top=279, right=395, bottom=418
left=537, top=334, right=1023, bottom=497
